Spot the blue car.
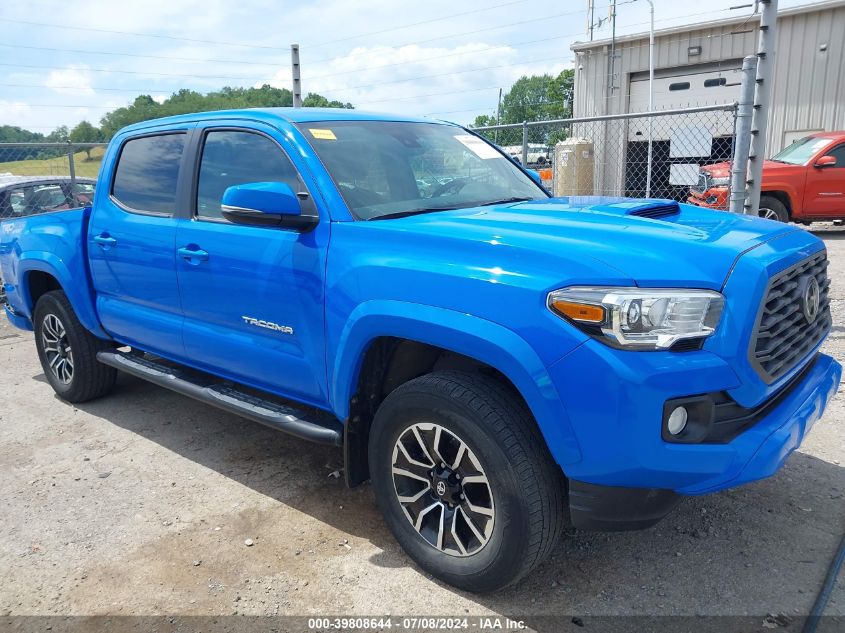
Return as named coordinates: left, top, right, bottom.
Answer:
left=0, top=108, right=839, bottom=592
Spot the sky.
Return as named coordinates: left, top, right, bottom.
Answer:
left=0, top=0, right=823, bottom=133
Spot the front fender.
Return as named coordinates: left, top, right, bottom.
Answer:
left=330, top=300, right=582, bottom=467
left=16, top=253, right=108, bottom=339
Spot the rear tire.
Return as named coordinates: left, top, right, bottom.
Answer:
left=369, top=371, right=565, bottom=592
left=759, top=195, right=789, bottom=222
left=33, top=290, right=116, bottom=403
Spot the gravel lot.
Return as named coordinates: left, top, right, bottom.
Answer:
left=0, top=226, right=843, bottom=630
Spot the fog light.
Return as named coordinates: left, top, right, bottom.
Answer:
left=667, top=406, right=688, bottom=435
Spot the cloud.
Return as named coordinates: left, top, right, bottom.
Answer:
left=257, top=42, right=532, bottom=118
left=44, top=67, right=95, bottom=97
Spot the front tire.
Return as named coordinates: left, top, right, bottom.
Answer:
left=369, top=371, right=564, bottom=592
left=33, top=290, right=116, bottom=403
left=759, top=195, right=789, bottom=222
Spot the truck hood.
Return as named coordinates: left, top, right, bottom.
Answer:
left=372, top=197, right=800, bottom=289
left=703, top=160, right=803, bottom=179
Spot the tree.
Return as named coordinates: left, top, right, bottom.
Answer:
left=471, top=69, right=575, bottom=145
left=46, top=125, right=69, bottom=143
left=69, top=121, right=103, bottom=160
left=302, top=93, right=353, bottom=109
left=99, top=85, right=353, bottom=140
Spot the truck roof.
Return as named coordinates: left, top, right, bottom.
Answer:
left=119, top=108, right=455, bottom=134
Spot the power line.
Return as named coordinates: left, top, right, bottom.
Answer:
left=305, top=9, right=588, bottom=66
left=0, top=62, right=261, bottom=82
left=0, top=17, right=291, bottom=51
left=307, top=0, right=536, bottom=47
left=325, top=56, right=571, bottom=94
left=307, top=35, right=568, bottom=81
left=0, top=42, right=281, bottom=67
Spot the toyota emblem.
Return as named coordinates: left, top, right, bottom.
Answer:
left=436, top=481, right=447, bottom=496
left=800, top=276, right=821, bottom=324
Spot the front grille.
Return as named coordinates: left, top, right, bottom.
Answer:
left=749, top=251, right=831, bottom=383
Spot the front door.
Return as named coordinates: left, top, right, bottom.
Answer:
left=804, top=144, right=845, bottom=217
left=174, top=124, right=329, bottom=406
left=88, top=126, right=193, bottom=358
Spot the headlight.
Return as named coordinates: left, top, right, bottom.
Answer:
left=709, top=176, right=730, bottom=187
left=547, top=287, right=724, bottom=350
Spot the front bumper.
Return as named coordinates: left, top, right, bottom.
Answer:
left=551, top=342, right=841, bottom=496
left=4, top=303, right=33, bottom=331
left=688, top=186, right=729, bottom=210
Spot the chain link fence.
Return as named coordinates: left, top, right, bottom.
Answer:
left=0, top=142, right=106, bottom=220
left=472, top=104, right=739, bottom=203
left=0, top=142, right=107, bottom=304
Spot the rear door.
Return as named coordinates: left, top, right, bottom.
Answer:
left=803, top=143, right=845, bottom=217
left=174, top=122, right=329, bottom=405
left=88, top=125, right=194, bottom=358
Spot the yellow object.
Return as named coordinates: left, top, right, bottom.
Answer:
left=309, top=128, right=337, bottom=140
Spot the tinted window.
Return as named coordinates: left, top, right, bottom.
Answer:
left=825, top=145, right=845, bottom=167
left=704, top=78, right=727, bottom=88
left=669, top=82, right=690, bottom=91
left=112, top=134, right=185, bottom=214
left=196, top=130, right=302, bottom=220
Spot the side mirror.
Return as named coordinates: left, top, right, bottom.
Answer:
left=527, top=169, right=543, bottom=186
left=815, top=155, right=837, bottom=169
left=222, top=182, right=314, bottom=229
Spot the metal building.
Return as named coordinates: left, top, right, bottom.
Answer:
left=572, top=0, right=845, bottom=155
left=572, top=0, right=845, bottom=199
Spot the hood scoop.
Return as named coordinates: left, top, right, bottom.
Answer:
left=627, top=201, right=681, bottom=219
left=556, top=197, right=682, bottom=220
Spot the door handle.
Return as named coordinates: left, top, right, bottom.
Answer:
left=93, top=234, right=117, bottom=248
left=177, top=246, right=209, bottom=263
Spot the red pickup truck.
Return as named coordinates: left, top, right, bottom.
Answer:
left=688, top=132, right=845, bottom=222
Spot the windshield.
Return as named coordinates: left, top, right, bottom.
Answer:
left=771, top=136, right=834, bottom=165
left=297, top=120, right=548, bottom=220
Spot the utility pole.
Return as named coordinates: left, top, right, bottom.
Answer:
left=495, top=87, right=503, bottom=144
left=606, top=0, right=617, bottom=105
left=729, top=55, right=759, bottom=214
left=588, top=0, right=595, bottom=41
left=643, top=0, right=655, bottom=197
left=291, top=44, right=302, bottom=108
left=745, top=0, right=778, bottom=214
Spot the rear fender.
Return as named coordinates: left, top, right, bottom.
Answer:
left=16, top=253, right=108, bottom=339
left=330, top=300, right=582, bottom=467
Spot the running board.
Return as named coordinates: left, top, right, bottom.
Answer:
left=96, top=350, right=342, bottom=446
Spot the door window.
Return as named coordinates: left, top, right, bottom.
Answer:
left=112, top=133, right=185, bottom=215
left=196, top=130, right=306, bottom=220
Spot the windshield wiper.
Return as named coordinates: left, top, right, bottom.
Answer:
left=478, top=197, right=534, bottom=206
left=367, top=206, right=457, bottom=221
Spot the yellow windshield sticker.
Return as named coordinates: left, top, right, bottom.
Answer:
left=309, top=128, right=337, bottom=140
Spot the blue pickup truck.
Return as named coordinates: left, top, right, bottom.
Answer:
left=0, top=108, right=840, bottom=592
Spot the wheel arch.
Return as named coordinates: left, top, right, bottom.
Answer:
left=760, top=190, right=794, bottom=217
left=331, top=301, right=582, bottom=485
left=17, top=254, right=108, bottom=339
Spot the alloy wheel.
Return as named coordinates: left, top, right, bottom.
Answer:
left=759, top=207, right=780, bottom=221
left=41, top=314, right=74, bottom=384
left=391, top=422, right=495, bottom=557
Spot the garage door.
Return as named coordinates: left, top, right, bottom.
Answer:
left=628, top=67, right=742, bottom=141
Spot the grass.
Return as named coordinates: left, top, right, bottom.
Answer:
left=0, top=145, right=105, bottom=180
